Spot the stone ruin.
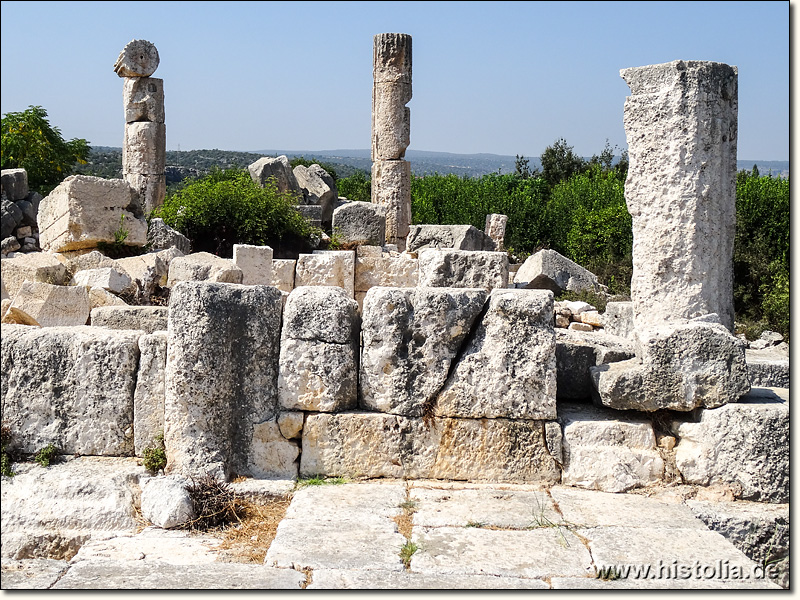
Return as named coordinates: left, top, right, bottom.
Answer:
left=0, top=39, right=789, bottom=584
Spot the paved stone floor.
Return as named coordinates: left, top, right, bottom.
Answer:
left=1, top=480, right=784, bottom=590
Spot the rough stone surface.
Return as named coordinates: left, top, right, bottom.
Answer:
left=166, top=251, right=243, bottom=286
left=0, top=558, right=69, bottom=589
left=433, top=289, right=556, bottom=420
left=122, top=122, right=166, bottom=177
left=140, top=476, right=194, bottom=529
left=270, top=258, right=296, bottom=293
left=406, top=224, right=492, bottom=253
left=1, top=251, right=69, bottom=298
left=514, top=249, right=601, bottom=294
left=90, top=306, right=166, bottom=334
left=277, top=412, right=304, bottom=440
left=591, top=321, right=750, bottom=411
left=1, top=324, right=139, bottom=454
left=1, top=458, right=144, bottom=560
left=418, top=249, right=509, bottom=290
left=355, top=254, right=418, bottom=292
left=294, top=251, right=354, bottom=297
left=8, top=281, right=90, bottom=327
left=88, top=286, right=127, bottom=309
left=72, top=266, right=135, bottom=295
left=372, top=81, right=411, bottom=160
left=672, top=387, right=789, bottom=503
left=745, top=347, right=789, bottom=388
left=38, top=175, right=147, bottom=253
left=371, top=159, right=411, bottom=245
left=555, top=329, right=634, bottom=400
left=307, top=569, right=548, bottom=590
left=484, top=213, right=508, bottom=251
left=622, top=61, right=738, bottom=332
left=1, top=197, right=23, bottom=239
left=123, top=76, right=165, bottom=123
left=603, top=301, right=634, bottom=339
left=1, top=168, right=29, bottom=201
left=248, top=155, right=303, bottom=200
left=293, top=164, right=338, bottom=225
left=125, top=173, right=166, bottom=214
left=164, top=282, right=282, bottom=480
left=360, top=287, right=486, bottom=416
left=133, top=331, right=168, bottom=455
left=232, top=243, right=273, bottom=285
left=147, top=218, right=191, bottom=254
left=558, top=403, right=664, bottom=493
left=301, top=413, right=561, bottom=483
left=116, top=251, right=169, bottom=295
left=114, top=39, right=159, bottom=77
left=332, top=201, right=386, bottom=246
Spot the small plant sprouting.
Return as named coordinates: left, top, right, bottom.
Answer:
left=465, top=520, right=486, bottom=528
left=113, top=214, right=130, bottom=245
left=34, top=444, right=59, bottom=467
left=1, top=423, right=15, bottom=477
left=398, top=499, right=419, bottom=513
left=399, top=540, right=418, bottom=569
left=295, top=475, right=346, bottom=489
left=142, top=447, right=167, bottom=474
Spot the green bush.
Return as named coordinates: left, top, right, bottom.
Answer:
left=153, top=168, right=322, bottom=258
left=337, top=169, right=371, bottom=203
left=142, top=447, right=167, bottom=474
left=34, top=444, right=59, bottom=467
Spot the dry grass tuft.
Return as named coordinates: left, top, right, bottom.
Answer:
left=214, top=496, right=291, bottom=563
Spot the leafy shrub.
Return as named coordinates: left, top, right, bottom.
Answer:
left=153, top=168, right=322, bottom=258
left=336, top=169, right=371, bottom=203
left=34, top=444, right=59, bottom=467
left=142, top=447, right=167, bottom=474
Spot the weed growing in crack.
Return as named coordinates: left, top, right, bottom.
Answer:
left=465, top=520, right=486, bottom=528
left=399, top=540, right=418, bottom=569
left=295, top=475, right=346, bottom=489
left=34, top=444, right=59, bottom=467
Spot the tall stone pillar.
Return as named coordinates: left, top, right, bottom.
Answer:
left=621, top=60, right=738, bottom=333
left=115, top=39, right=166, bottom=214
left=371, top=33, right=412, bottom=249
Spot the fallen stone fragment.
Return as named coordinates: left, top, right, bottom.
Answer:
left=294, top=164, right=338, bottom=225
left=332, top=201, right=386, bottom=246
left=556, top=329, right=634, bottom=400
left=1, top=251, right=69, bottom=298
left=166, top=252, right=243, bottom=286
left=147, top=218, right=191, bottom=254
left=72, top=266, right=135, bottom=295
left=406, top=224, right=493, bottom=252
left=8, top=281, right=90, bottom=327
left=248, top=155, right=303, bottom=199
left=140, top=476, right=194, bottom=529
left=514, top=249, right=601, bottom=294
left=1, top=168, right=29, bottom=201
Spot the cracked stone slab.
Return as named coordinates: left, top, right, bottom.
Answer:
left=69, top=527, right=222, bottom=564
left=410, top=488, right=560, bottom=529
left=410, top=526, right=594, bottom=579
left=549, top=487, right=704, bottom=529
left=1, top=558, right=69, bottom=589
left=283, top=482, right=406, bottom=524
left=52, top=560, right=305, bottom=589
left=307, top=568, right=549, bottom=589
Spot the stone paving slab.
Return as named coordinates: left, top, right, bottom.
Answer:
left=52, top=560, right=305, bottom=589
left=410, top=526, right=594, bottom=579
left=410, top=487, right=559, bottom=529
left=283, top=481, right=405, bottom=523
left=68, top=526, right=222, bottom=564
left=550, top=486, right=705, bottom=529
left=307, top=568, right=550, bottom=589
left=0, top=558, right=69, bottom=589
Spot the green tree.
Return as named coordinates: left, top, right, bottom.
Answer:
left=337, top=169, right=371, bottom=202
left=1, top=105, right=90, bottom=194
left=539, top=138, right=586, bottom=187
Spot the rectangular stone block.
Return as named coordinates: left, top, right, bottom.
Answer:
left=123, top=122, right=166, bottom=176
left=354, top=255, right=417, bottom=292
left=270, top=259, right=296, bottom=293
left=0, top=252, right=68, bottom=298
left=232, top=244, right=273, bottom=286
left=123, top=76, right=165, bottom=123
left=371, top=160, right=411, bottom=245
left=91, top=306, right=168, bottom=334
left=301, top=412, right=561, bottom=483
left=124, top=173, right=166, bottom=214
left=418, top=249, right=509, bottom=290
left=1, top=324, right=140, bottom=455
left=134, top=331, right=168, bottom=456
left=406, top=225, right=491, bottom=253
left=603, top=301, right=634, bottom=339
left=555, top=329, right=634, bottom=400
left=295, top=251, right=355, bottom=298
left=9, top=281, right=90, bottom=327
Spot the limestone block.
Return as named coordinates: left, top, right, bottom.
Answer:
left=558, top=403, right=664, bottom=493
left=124, top=173, right=166, bottom=213
left=248, top=155, right=303, bottom=200
left=603, top=301, right=634, bottom=339
left=123, top=76, right=165, bottom=123
left=433, top=289, right=557, bottom=420
left=332, top=201, right=386, bottom=246
left=134, top=332, right=168, bottom=455
left=580, top=311, right=603, bottom=327
left=1, top=197, right=23, bottom=239
left=114, top=39, right=160, bottom=77
left=1, top=168, right=29, bottom=201
left=88, top=287, right=127, bottom=309
left=555, top=329, right=634, bottom=400
left=300, top=413, right=560, bottom=484
left=1, top=325, right=140, bottom=455
left=15, top=225, right=32, bottom=239
left=293, top=164, right=338, bottom=225
left=295, top=251, right=354, bottom=297
left=92, top=305, right=167, bottom=333
left=123, top=122, right=166, bottom=175
left=355, top=254, right=417, bottom=292
left=745, top=348, right=789, bottom=388
left=406, top=224, right=491, bottom=253
left=514, top=249, right=601, bottom=294
left=9, top=281, right=90, bottom=327
left=371, top=160, right=411, bottom=244
left=164, top=282, right=283, bottom=480
left=270, top=259, right=296, bottom=293
left=65, top=249, right=117, bottom=275
left=417, top=249, right=509, bottom=290
left=166, top=252, right=243, bottom=287
left=622, top=61, right=738, bottom=331
left=277, top=412, right=304, bottom=440
left=116, top=251, right=169, bottom=292
left=372, top=81, right=411, bottom=160
left=248, top=419, right=300, bottom=479
left=140, top=476, right=194, bottom=529
left=295, top=204, right=322, bottom=227
left=360, top=287, right=487, bottom=416
left=373, top=33, right=412, bottom=84
left=232, top=244, right=273, bottom=285
left=71, top=266, right=135, bottom=295
left=591, top=321, right=750, bottom=411
left=484, top=213, right=508, bottom=251
left=0, top=559, right=68, bottom=589
left=278, top=287, right=359, bottom=412
left=38, top=176, right=147, bottom=253
left=569, top=322, right=593, bottom=332
left=672, top=387, right=788, bottom=503
left=147, top=218, right=191, bottom=254
left=0, top=251, right=68, bottom=298
left=0, top=304, right=39, bottom=326
left=1, top=234, right=21, bottom=254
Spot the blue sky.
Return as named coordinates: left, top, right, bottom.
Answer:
left=0, top=1, right=790, bottom=159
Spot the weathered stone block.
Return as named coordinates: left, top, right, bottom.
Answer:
left=293, top=164, right=337, bottom=225
left=116, top=251, right=169, bottom=296
left=166, top=252, right=243, bottom=287
left=38, top=176, right=147, bottom=253
left=372, top=81, right=411, bottom=161
left=1, top=168, right=29, bottom=202
left=123, top=122, right=166, bottom=176
left=417, top=249, right=508, bottom=290
left=124, top=173, right=166, bottom=214
left=484, top=213, right=508, bottom=251
left=72, top=266, right=135, bottom=295
left=91, top=306, right=168, bottom=334
left=248, top=419, right=300, bottom=479
left=406, top=224, right=492, bottom=253
left=8, top=281, right=90, bottom=327
left=270, top=259, right=296, bottom=293
left=232, top=244, right=273, bottom=285
left=514, top=249, right=601, bottom=294
left=672, top=387, right=788, bottom=503
left=301, top=412, right=560, bottom=483
left=433, top=289, right=557, bottom=420
left=1, top=325, right=140, bottom=455
left=745, top=347, right=789, bottom=388
left=603, top=301, right=634, bottom=339
left=333, top=201, right=386, bottom=246
left=355, top=254, right=417, bottom=292
left=371, top=160, right=411, bottom=245
left=134, top=331, right=168, bottom=455
left=147, top=218, right=191, bottom=254
left=123, top=76, right=165, bottom=123
left=556, top=329, right=634, bottom=400
left=248, top=155, right=302, bottom=200
left=164, top=282, right=282, bottom=480
left=1, top=252, right=69, bottom=298
left=373, top=33, right=412, bottom=84
left=114, top=39, right=160, bottom=77
left=295, top=251, right=354, bottom=297
left=360, top=287, right=486, bottom=416
left=140, top=476, right=194, bottom=529
left=1, top=197, right=23, bottom=239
